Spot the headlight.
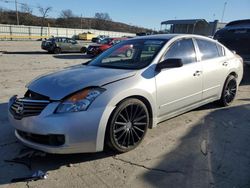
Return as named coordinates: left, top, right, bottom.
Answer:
left=56, top=87, right=105, bottom=113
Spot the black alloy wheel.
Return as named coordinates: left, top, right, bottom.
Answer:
left=107, top=98, right=149, bottom=153
left=219, top=75, right=237, bottom=106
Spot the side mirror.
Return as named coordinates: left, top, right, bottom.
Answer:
left=156, top=58, right=183, bottom=72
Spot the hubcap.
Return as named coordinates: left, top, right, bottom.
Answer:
left=113, top=104, right=148, bottom=148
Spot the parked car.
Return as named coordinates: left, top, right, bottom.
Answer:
left=87, top=37, right=127, bottom=56
left=9, top=34, right=243, bottom=154
left=41, top=37, right=87, bottom=54
left=91, top=35, right=109, bottom=43
left=214, top=19, right=250, bottom=65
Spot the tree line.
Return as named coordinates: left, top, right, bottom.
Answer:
left=0, top=6, right=152, bottom=33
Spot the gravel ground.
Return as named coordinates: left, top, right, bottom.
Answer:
left=0, top=41, right=250, bottom=188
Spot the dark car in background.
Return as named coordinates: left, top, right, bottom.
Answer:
left=214, top=19, right=250, bottom=65
left=91, top=35, right=109, bottom=43
left=41, top=37, right=87, bottom=54
left=87, top=37, right=127, bottom=56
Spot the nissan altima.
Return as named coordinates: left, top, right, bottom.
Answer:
left=8, top=34, right=243, bottom=153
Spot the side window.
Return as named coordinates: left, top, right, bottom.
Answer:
left=196, top=39, right=220, bottom=60
left=61, top=38, right=67, bottom=43
left=164, top=39, right=196, bottom=64
left=217, top=44, right=225, bottom=57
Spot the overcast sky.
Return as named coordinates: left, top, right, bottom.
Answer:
left=1, top=0, right=250, bottom=29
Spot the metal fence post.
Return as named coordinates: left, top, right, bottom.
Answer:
left=9, top=25, right=12, bottom=40
left=28, top=27, right=31, bottom=40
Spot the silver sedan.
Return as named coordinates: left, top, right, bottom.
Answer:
left=8, top=34, right=243, bottom=153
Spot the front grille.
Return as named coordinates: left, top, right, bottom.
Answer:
left=17, top=130, right=65, bottom=146
left=10, top=98, right=50, bottom=120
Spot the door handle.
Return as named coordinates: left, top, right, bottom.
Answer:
left=222, top=62, right=228, bottom=66
left=193, top=70, right=202, bottom=76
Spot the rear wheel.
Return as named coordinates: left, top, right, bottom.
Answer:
left=106, top=98, right=149, bottom=153
left=80, top=47, right=87, bottom=53
left=53, top=47, right=61, bottom=54
left=219, top=75, right=237, bottom=106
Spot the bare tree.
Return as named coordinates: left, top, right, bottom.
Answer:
left=38, top=6, right=52, bottom=37
left=60, top=9, right=75, bottom=19
left=94, top=12, right=112, bottom=21
left=21, top=3, right=32, bottom=14
left=20, top=3, right=33, bottom=25
left=38, top=6, right=52, bottom=22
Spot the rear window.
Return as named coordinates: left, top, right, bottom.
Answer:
left=196, top=39, right=220, bottom=60
left=217, top=44, right=225, bottom=57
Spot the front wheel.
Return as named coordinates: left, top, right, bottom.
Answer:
left=219, top=75, right=237, bottom=106
left=106, top=98, right=149, bottom=153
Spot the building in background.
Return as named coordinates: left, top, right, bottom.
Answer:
left=160, top=19, right=226, bottom=36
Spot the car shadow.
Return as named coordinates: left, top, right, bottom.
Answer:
left=0, top=102, right=115, bottom=185
left=2, top=51, right=48, bottom=55
left=53, top=54, right=92, bottom=60
left=141, top=103, right=250, bottom=188
left=240, top=64, right=250, bottom=86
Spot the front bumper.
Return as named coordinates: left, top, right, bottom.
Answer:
left=41, top=45, right=53, bottom=52
left=8, top=96, right=113, bottom=154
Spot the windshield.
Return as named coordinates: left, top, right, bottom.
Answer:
left=89, top=39, right=167, bottom=69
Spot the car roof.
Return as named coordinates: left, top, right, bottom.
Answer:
left=131, top=34, right=213, bottom=41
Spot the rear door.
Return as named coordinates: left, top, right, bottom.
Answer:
left=155, top=38, right=203, bottom=117
left=70, top=40, right=81, bottom=52
left=194, top=38, right=228, bottom=100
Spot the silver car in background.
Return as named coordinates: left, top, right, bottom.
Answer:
left=8, top=34, right=243, bottom=153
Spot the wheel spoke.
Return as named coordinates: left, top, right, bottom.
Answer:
left=134, top=126, right=145, bottom=133
left=115, top=121, right=127, bottom=126
left=133, top=122, right=147, bottom=125
left=122, top=131, right=128, bottom=146
left=114, top=126, right=126, bottom=134
left=130, top=130, right=135, bottom=145
left=119, top=113, right=128, bottom=123
left=136, top=108, right=144, bottom=118
left=124, top=107, right=130, bottom=121
left=127, top=131, right=131, bottom=147
left=117, top=130, right=126, bottom=141
left=134, top=115, right=146, bottom=122
left=132, top=128, right=140, bottom=141
left=130, top=105, right=133, bottom=121
left=131, top=105, right=139, bottom=120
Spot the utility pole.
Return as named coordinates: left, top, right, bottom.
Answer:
left=221, top=1, right=227, bottom=22
left=15, top=0, right=19, bottom=25
left=81, top=14, right=83, bottom=29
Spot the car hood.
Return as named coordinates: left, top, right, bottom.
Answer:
left=28, top=65, right=136, bottom=100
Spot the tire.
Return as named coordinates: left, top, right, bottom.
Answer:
left=106, top=98, right=149, bottom=153
left=219, top=75, right=237, bottom=106
left=80, top=47, right=87, bottom=53
left=125, top=49, right=132, bottom=57
left=53, top=47, right=61, bottom=54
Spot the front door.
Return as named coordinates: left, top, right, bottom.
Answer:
left=156, top=38, right=203, bottom=118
